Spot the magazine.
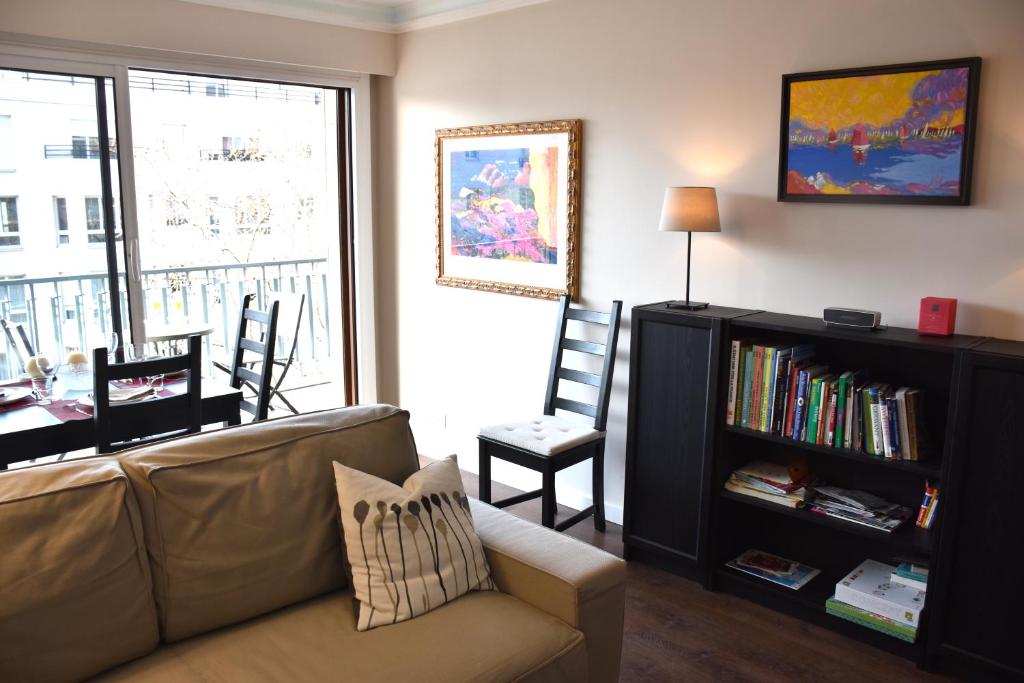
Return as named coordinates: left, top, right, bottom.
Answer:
left=727, top=549, right=821, bottom=590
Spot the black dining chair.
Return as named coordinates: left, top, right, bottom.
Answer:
left=92, top=335, right=202, bottom=454
left=477, top=295, right=622, bottom=532
left=1, top=318, right=35, bottom=371
left=226, top=294, right=280, bottom=422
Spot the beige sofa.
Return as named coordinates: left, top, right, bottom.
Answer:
left=0, top=405, right=625, bottom=683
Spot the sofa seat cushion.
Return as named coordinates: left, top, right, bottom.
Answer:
left=480, top=415, right=602, bottom=456
left=94, top=589, right=587, bottom=683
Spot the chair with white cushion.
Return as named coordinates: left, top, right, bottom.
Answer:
left=478, top=295, right=622, bottom=532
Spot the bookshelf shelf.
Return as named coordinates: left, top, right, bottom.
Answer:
left=723, top=424, right=942, bottom=478
left=720, top=489, right=931, bottom=554
left=714, top=565, right=920, bottom=660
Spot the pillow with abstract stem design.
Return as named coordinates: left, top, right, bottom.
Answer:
left=333, top=455, right=494, bottom=630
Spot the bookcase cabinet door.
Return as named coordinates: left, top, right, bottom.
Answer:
left=622, top=310, right=721, bottom=580
left=929, top=350, right=1024, bottom=679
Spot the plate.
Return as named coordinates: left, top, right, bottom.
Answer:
left=78, top=387, right=156, bottom=408
left=0, top=387, right=32, bottom=406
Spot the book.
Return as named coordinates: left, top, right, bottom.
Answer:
left=769, top=348, right=792, bottom=435
left=783, top=360, right=801, bottom=438
left=806, top=374, right=833, bottom=445
left=726, top=340, right=741, bottom=426
left=879, top=389, right=893, bottom=458
left=894, top=561, right=929, bottom=585
left=835, top=560, right=926, bottom=627
left=760, top=346, right=777, bottom=432
left=727, top=549, right=820, bottom=590
left=896, top=388, right=912, bottom=460
left=750, top=346, right=765, bottom=431
left=890, top=564, right=928, bottom=592
left=724, top=478, right=805, bottom=508
left=826, top=597, right=917, bottom=642
left=866, top=385, right=883, bottom=456
left=916, top=481, right=935, bottom=528
left=740, top=348, right=755, bottom=429
left=824, top=380, right=839, bottom=446
left=834, top=371, right=851, bottom=448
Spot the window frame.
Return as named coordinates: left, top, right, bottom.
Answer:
left=0, top=42, right=375, bottom=404
left=53, top=195, right=69, bottom=245
left=0, top=196, right=20, bottom=249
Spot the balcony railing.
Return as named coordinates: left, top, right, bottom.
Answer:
left=0, top=257, right=334, bottom=383
left=43, top=144, right=119, bottom=160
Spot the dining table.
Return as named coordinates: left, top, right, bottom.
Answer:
left=0, top=376, right=242, bottom=469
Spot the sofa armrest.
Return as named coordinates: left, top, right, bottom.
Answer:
left=470, top=498, right=626, bottom=683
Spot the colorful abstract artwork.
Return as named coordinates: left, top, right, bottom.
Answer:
left=779, top=58, right=980, bottom=205
left=449, top=146, right=559, bottom=264
left=437, top=120, right=581, bottom=300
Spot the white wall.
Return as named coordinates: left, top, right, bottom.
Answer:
left=374, top=0, right=1024, bottom=524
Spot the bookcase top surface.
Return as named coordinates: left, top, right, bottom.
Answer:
left=728, top=311, right=985, bottom=352
left=633, top=302, right=759, bottom=319
left=972, top=338, right=1024, bottom=359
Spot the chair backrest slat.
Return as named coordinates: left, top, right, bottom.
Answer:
left=565, top=308, right=611, bottom=325
left=238, top=337, right=266, bottom=354
left=235, top=366, right=262, bottom=386
left=557, top=367, right=601, bottom=387
left=561, top=338, right=605, bottom=356
left=543, top=296, right=623, bottom=431
left=553, top=396, right=597, bottom=418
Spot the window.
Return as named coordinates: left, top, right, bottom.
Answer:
left=85, top=196, right=105, bottom=243
left=54, top=196, right=69, bottom=245
left=0, top=197, right=19, bottom=247
left=205, top=83, right=227, bottom=98
left=0, top=115, right=12, bottom=171
left=207, top=195, right=220, bottom=235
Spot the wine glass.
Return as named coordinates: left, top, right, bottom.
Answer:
left=26, top=353, right=59, bottom=405
left=108, top=331, right=120, bottom=363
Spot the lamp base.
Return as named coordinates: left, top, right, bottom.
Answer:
left=667, top=300, right=709, bottom=311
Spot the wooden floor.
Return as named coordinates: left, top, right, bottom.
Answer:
left=442, top=458, right=962, bottom=683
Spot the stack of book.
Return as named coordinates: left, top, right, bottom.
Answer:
left=808, top=485, right=913, bottom=533
left=725, top=340, right=929, bottom=460
left=827, top=559, right=926, bottom=642
left=726, top=549, right=820, bottom=590
left=916, top=481, right=939, bottom=529
left=723, top=461, right=811, bottom=508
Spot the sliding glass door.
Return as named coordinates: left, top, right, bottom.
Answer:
left=0, top=68, right=126, bottom=378
left=0, top=61, right=352, bottom=408
left=126, top=70, right=346, bottom=405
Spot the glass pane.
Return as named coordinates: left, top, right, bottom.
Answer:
left=128, top=70, right=345, bottom=411
left=0, top=69, right=127, bottom=380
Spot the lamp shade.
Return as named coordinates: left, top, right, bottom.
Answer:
left=658, top=187, right=721, bottom=233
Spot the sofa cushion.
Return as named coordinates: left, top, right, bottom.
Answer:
left=93, top=589, right=586, bottom=683
left=334, top=455, right=494, bottom=630
left=0, top=459, right=159, bottom=683
left=117, top=405, right=419, bottom=642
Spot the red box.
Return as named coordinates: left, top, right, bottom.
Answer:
left=918, top=297, right=957, bottom=336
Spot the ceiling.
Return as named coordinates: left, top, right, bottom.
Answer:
left=177, top=0, right=552, bottom=33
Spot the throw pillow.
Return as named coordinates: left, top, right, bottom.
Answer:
left=333, top=455, right=494, bottom=630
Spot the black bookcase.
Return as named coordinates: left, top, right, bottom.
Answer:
left=623, top=303, right=1023, bottom=678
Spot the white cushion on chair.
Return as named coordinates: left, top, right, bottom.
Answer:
left=479, top=415, right=603, bottom=456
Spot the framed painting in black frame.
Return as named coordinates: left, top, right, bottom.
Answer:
left=778, top=57, right=981, bottom=205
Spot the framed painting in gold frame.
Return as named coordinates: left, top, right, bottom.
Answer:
left=436, top=119, right=581, bottom=300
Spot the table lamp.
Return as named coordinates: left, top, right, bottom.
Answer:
left=659, top=186, right=721, bottom=310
